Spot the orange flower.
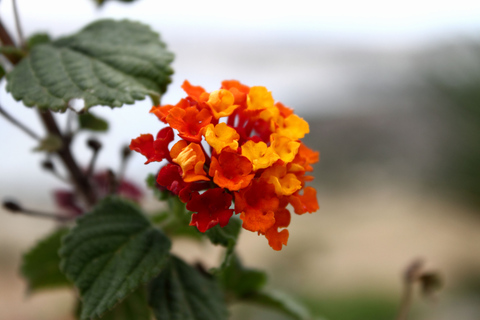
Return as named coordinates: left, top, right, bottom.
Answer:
left=209, top=151, right=254, bottom=191
left=166, top=106, right=212, bottom=143
left=265, top=208, right=291, bottom=251
left=235, top=180, right=279, bottom=233
left=131, top=79, right=319, bottom=250
left=171, top=141, right=210, bottom=182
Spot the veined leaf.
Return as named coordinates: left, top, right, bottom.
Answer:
left=21, top=228, right=71, bottom=292
left=7, top=19, right=173, bottom=112
left=59, top=197, right=171, bottom=320
left=148, top=255, right=229, bottom=320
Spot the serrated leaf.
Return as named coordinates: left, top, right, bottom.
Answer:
left=34, top=134, right=63, bottom=152
left=244, top=291, right=311, bottom=320
left=6, top=19, right=173, bottom=112
left=148, top=255, right=229, bottom=320
left=21, top=228, right=71, bottom=292
left=75, top=287, right=151, bottom=320
left=217, top=254, right=266, bottom=299
left=78, top=112, right=109, bottom=131
left=60, top=197, right=171, bottom=320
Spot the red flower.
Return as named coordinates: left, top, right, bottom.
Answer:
left=187, top=188, right=234, bottom=232
left=129, top=127, right=174, bottom=164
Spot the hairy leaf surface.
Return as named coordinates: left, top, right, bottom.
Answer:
left=60, top=197, right=171, bottom=320
left=149, top=255, right=229, bottom=320
left=7, top=19, right=173, bottom=111
left=21, top=228, right=71, bottom=292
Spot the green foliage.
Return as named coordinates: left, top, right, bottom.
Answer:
left=303, top=294, right=398, bottom=320
left=206, top=216, right=242, bottom=269
left=78, top=112, right=109, bottom=132
left=21, top=228, right=71, bottom=292
left=217, top=254, right=266, bottom=299
left=6, top=19, right=174, bottom=112
left=148, top=255, right=229, bottom=320
left=59, top=197, right=171, bottom=320
left=0, top=65, right=5, bottom=81
left=27, top=33, right=51, bottom=49
left=98, top=287, right=151, bottom=320
left=157, top=193, right=202, bottom=240
left=33, top=134, right=63, bottom=152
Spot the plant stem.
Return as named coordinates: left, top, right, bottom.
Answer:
left=0, top=103, right=41, bottom=140
left=1, top=18, right=97, bottom=208
left=0, top=19, right=21, bottom=64
left=11, top=0, right=25, bottom=48
left=38, top=110, right=97, bottom=207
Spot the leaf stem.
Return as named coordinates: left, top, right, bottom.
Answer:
left=0, top=103, right=41, bottom=140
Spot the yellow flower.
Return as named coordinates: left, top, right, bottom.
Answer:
left=241, top=140, right=279, bottom=171
left=261, top=164, right=302, bottom=196
left=275, top=114, right=309, bottom=140
left=203, top=123, right=239, bottom=154
left=207, top=89, right=239, bottom=119
left=246, top=86, right=274, bottom=111
left=270, top=133, right=300, bottom=164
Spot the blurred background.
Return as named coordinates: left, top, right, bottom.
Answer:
left=1, top=0, right=480, bottom=319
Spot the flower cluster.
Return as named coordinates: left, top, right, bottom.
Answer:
left=130, top=80, right=319, bottom=250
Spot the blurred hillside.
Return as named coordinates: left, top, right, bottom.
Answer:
left=2, top=33, right=480, bottom=319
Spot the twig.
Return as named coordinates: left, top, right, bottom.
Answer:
left=0, top=103, right=41, bottom=140
left=86, top=138, right=101, bottom=178
left=11, top=0, right=25, bottom=48
left=0, top=19, right=21, bottom=64
left=38, top=110, right=97, bottom=207
left=3, top=199, right=72, bottom=222
left=395, top=259, right=424, bottom=320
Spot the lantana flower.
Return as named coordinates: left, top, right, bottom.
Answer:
left=131, top=80, right=319, bottom=250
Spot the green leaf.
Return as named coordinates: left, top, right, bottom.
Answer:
left=148, top=255, right=229, bottom=320
left=21, top=228, right=71, bottom=292
left=244, top=291, right=311, bottom=320
left=27, top=33, right=51, bottom=49
left=59, top=197, right=171, bottom=320
left=75, top=288, right=151, bottom=320
left=217, top=254, right=266, bottom=299
left=78, top=112, right=109, bottom=131
left=6, top=19, right=174, bottom=112
left=206, top=216, right=242, bottom=269
left=33, top=134, right=63, bottom=152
